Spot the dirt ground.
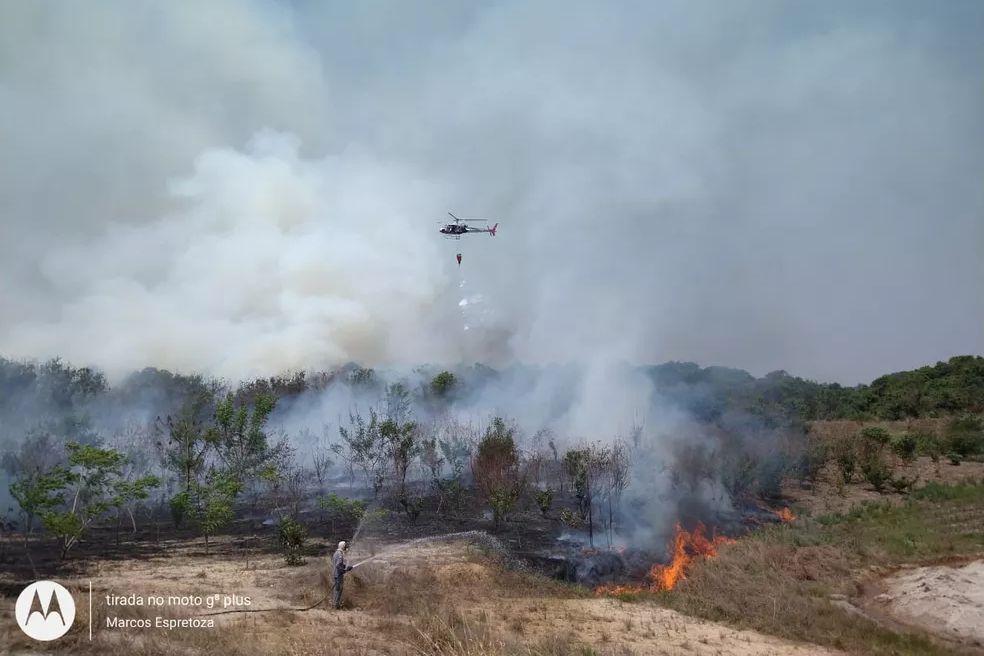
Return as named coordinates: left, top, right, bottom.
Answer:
left=868, top=560, right=984, bottom=648
left=0, top=538, right=843, bottom=656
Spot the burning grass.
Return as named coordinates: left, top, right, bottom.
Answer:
left=640, top=477, right=984, bottom=656
left=595, top=521, right=737, bottom=597
left=593, top=507, right=794, bottom=599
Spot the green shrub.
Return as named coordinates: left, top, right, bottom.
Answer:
left=914, top=431, right=941, bottom=463
left=832, top=437, right=857, bottom=484
left=945, top=416, right=984, bottom=458
left=890, top=432, right=918, bottom=464
left=794, top=436, right=829, bottom=487
left=889, top=474, right=919, bottom=494
left=560, top=508, right=583, bottom=528
left=533, top=487, right=554, bottom=516
left=859, top=426, right=893, bottom=446
left=859, top=441, right=893, bottom=493
left=277, top=516, right=307, bottom=566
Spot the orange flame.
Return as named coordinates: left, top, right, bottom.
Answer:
left=774, top=507, right=795, bottom=522
left=757, top=505, right=796, bottom=523
left=595, top=521, right=735, bottom=598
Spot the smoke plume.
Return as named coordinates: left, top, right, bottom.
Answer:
left=1, top=0, right=981, bottom=386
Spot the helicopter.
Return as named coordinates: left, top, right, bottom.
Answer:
left=439, top=212, right=498, bottom=239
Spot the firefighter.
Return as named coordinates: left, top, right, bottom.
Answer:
left=331, top=540, right=354, bottom=609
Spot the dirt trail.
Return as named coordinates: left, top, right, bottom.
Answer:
left=871, top=560, right=984, bottom=646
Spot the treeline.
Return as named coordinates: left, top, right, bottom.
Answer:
left=1, top=355, right=982, bottom=432
left=3, top=353, right=982, bottom=569
left=647, top=354, right=984, bottom=423
left=0, top=372, right=645, bottom=567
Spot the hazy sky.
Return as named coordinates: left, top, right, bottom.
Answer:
left=0, top=0, right=981, bottom=385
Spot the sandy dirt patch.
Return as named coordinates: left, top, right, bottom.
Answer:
left=871, top=560, right=984, bottom=646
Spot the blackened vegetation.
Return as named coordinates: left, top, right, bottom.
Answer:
left=0, top=356, right=982, bottom=587
left=525, top=505, right=790, bottom=589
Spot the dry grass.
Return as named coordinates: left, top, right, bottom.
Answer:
left=1, top=536, right=844, bottom=656
left=0, top=541, right=628, bottom=656
left=646, top=476, right=984, bottom=656
left=809, top=419, right=947, bottom=442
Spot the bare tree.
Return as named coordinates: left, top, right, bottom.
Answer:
left=607, top=439, right=631, bottom=545
left=332, top=408, right=388, bottom=498
left=526, top=451, right=545, bottom=491
left=282, top=463, right=309, bottom=519
left=261, top=446, right=308, bottom=520
left=300, top=424, right=334, bottom=497
left=312, top=451, right=333, bottom=497
left=564, top=441, right=617, bottom=548
left=108, top=419, right=157, bottom=542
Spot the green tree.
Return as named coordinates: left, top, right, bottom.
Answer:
left=169, top=468, right=242, bottom=556
left=212, top=392, right=284, bottom=481
left=277, top=516, right=308, bottom=566
left=381, top=416, right=421, bottom=517
left=421, top=435, right=468, bottom=519
left=333, top=408, right=388, bottom=497
left=37, top=442, right=160, bottom=558
left=563, top=442, right=621, bottom=548
left=429, top=371, right=457, bottom=398
left=563, top=448, right=590, bottom=518
left=9, top=467, right=74, bottom=535
left=112, top=474, right=162, bottom=546
left=471, top=417, right=525, bottom=532
left=316, top=493, right=368, bottom=534
left=533, top=487, right=553, bottom=516
left=157, top=389, right=220, bottom=494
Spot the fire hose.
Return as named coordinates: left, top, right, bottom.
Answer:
left=201, top=557, right=374, bottom=616
left=201, top=532, right=479, bottom=615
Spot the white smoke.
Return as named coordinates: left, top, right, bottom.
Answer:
left=1, top=131, right=463, bottom=381
left=1, top=1, right=981, bottom=384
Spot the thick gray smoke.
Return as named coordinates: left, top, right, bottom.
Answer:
left=1, top=0, right=982, bottom=387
